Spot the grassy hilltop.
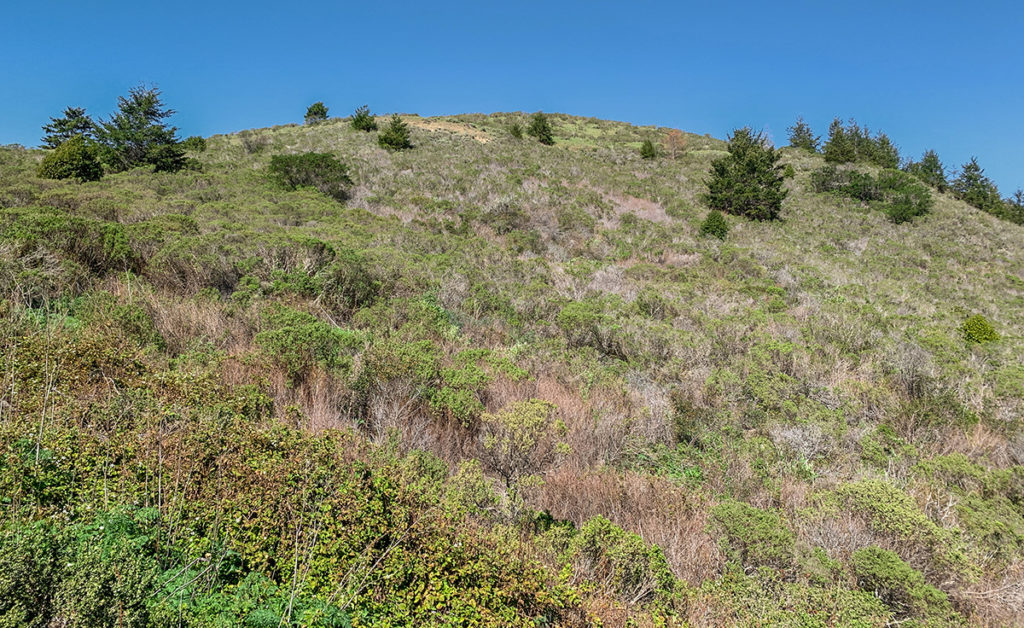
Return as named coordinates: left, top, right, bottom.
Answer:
left=2, top=110, right=1024, bottom=626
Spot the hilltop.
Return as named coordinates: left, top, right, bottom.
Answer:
left=2, top=110, right=1024, bottom=626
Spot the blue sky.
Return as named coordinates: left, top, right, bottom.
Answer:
left=2, top=1, right=1021, bottom=193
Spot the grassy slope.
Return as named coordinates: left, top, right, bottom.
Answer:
left=2, top=112, right=1024, bottom=626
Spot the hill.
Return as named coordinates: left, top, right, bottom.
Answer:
left=2, top=111, right=1024, bottom=626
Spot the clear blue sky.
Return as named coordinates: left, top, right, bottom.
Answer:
left=2, top=1, right=1021, bottom=193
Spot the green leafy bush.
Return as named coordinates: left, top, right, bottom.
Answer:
left=506, top=120, right=524, bottom=139
left=527, top=112, right=555, bottom=145
left=268, top=152, right=353, bottom=200
left=37, top=135, right=103, bottom=182
left=350, top=105, right=377, bottom=132
left=304, top=101, right=329, bottom=125
left=851, top=547, right=958, bottom=623
left=961, top=314, right=999, bottom=344
left=703, top=127, right=788, bottom=221
left=811, top=165, right=932, bottom=223
left=255, top=306, right=364, bottom=382
left=567, top=516, right=675, bottom=604
left=378, top=115, right=412, bottom=150
left=711, top=500, right=795, bottom=571
left=699, top=210, right=729, bottom=239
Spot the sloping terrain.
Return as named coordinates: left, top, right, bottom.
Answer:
left=2, top=112, right=1024, bottom=626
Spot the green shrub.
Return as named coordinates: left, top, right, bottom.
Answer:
left=182, top=135, right=208, bottom=153
left=811, top=165, right=932, bottom=223
left=37, top=135, right=103, bottom=182
left=378, top=115, right=412, bottom=150
left=711, top=500, right=795, bottom=571
left=350, top=105, right=377, bottom=131
left=527, top=112, right=555, bottom=145
left=961, top=314, right=999, bottom=344
left=255, top=306, right=364, bottom=382
left=703, top=127, right=788, bottom=221
left=268, top=152, right=353, bottom=200
left=506, top=120, right=523, bottom=139
left=567, top=516, right=675, bottom=603
left=639, top=139, right=657, bottom=159
left=699, top=210, right=729, bottom=239
left=304, top=101, right=329, bottom=125
left=851, top=547, right=958, bottom=622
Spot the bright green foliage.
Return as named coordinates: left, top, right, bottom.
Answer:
left=40, top=106, right=95, bottom=149
left=254, top=306, right=363, bottom=382
left=37, top=135, right=103, bottom=182
left=182, top=135, right=208, bottom=153
left=951, top=157, right=1002, bottom=213
left=305, top=101, right=329, bottom=125
left=811, top=165, right=932, bottom=223
left=699, top=209, right=729, bottom=239
left=786, top=116, right=819, bottom=152
left=960, top=314, right=999, bottom=344
left=905, top=149, right=947, bottom=192
left=268, top=152, right=353, bottom=200
left=703, top=127, right=788, bottom=221
left=478, top=399, right=565, bottom=489
left=711, top=500, right=795, bottom=571
left=95, top=84, right=185, bottom=172
left=527, top=112, right=555, bottom=145
left=567, top=516, right=675, bottom=604
left=378, top=115, right=412, bottom=150
left=851, top=547, right=959, bottom=623
left=639, top=139, right=658, bottom=159
left=350, top=104, right=377, bottom=131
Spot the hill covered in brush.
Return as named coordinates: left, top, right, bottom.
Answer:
left=2, top=105, right=1024, bottom=626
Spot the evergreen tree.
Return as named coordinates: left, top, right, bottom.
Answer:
left=95, top=85, right=184, bottom=172
left=951, top=157, right=1002, bottom=212
left=378, top=115, right=412, bottom=151
left=41, top=107, right=95, bottom=148
left=1002, top=189, right=1024, bottom=224
left=305, top=101, right=329, bottom=125
left=351, top=105, right=377, bottom=131
left=869, top=133, right=900, bottom=169
left=823, top=118, right=855, bottom=163
left=37, top=134, right=103, bottom=182
left=639, top=139, right=657, bottom=159
left=786, top=116, right=819, bottom=152
left=905, top=150, right=947, bottom=192
left=703, top=128, right=788, bottom=221
left=527, top=112, right=555, bottom=145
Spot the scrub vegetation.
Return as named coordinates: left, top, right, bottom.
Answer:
left=3, top=103, right=1024, bottom=626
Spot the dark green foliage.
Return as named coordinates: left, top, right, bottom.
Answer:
left=823, top=118, right=899, bottom=168
left=851, top=547, right=957, bottom=622
left=1002, top=189, right=1024, bottom=224
left=377, top=115, right=412, bottom=151
left=95, top=84, right=185, bottom=172
left=40, top=106, right=95, bottom=149
left=811, top=165, right=932, bottom=223
left=639, top=139, right=658, bottom=159
left=786, top=116, right=819, bottom=152
left=711, top=500, right=795, bottom=571
left=351, top=105, right=377, bottom=131
left=506, top=120, right=523, bottom=139
left=36, top=135, right=103, bottom=182
left=904, top=149, right=947, bottom=192
left=961, top=314, right=999, bottom=344
left=527, top=112, right=555, bottom=145
left=304, top=101, right=329, bottom=125
left=268, top=152, right=353, bottom=200
left=951, top=157, right=1002, bottom=213
left=703, top=127, right=788, bottom=221
left=182, top=135, right=208, bottom=153
left=699, top=210, right=729, bottom=239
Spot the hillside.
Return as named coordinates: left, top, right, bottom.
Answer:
left=2, top=111, right=1024, bottom=626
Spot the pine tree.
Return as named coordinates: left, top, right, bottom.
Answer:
left=951, top=157, right=1002, bottom=212
left=703, top=128, right=788, bottom=221
left=95, top=85, right=184, bottom=172
left=823, top=118, right=855, bottom=164
left=905, top=150, right=947, bottom=192
left=786, top=117, right=819, bottom=152
left=378, top=115, right=412, bottom=151
left=527, top=112, right=555, bottom=145
left=41, top=107, right=95, bottom=148
left=305, top=102, right=329, bottom=125
left=351, top=105, right=377, bottom=131
left=639, top=139, right=657, bottom=159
